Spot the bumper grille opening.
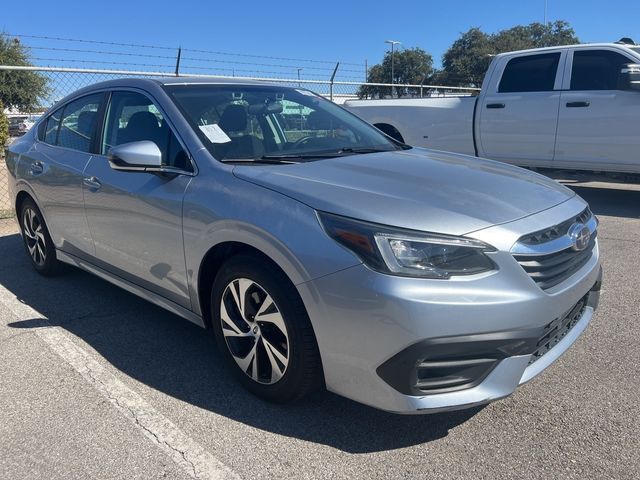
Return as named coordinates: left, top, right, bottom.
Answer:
left=528, top=295, right=588, bottom=365
left=513, top=233, right=596, bottom=290
left=415, top=358, right=498, bottom=392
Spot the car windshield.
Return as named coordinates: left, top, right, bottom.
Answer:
left=164, top=84, right=403, bottom=162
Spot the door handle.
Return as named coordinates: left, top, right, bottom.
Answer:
left=30, top=161, right=44, bottom=175
left=566, top=101, right=590, bottom=108
left=486, top=103, right=505, bottom=109
left=83, top=176, right=102, bottom=190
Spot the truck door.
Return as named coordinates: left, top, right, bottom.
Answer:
left=555, top=48, right=640, bottom=172
left=477, top=51, right=564, bottom=167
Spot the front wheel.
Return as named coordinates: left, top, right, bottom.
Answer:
left=211, top=255, right=323, bottom=403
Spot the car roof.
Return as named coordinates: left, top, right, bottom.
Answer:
left=50, top=76, right=291, bottom=111
left=157, top=76, right=271, bottom=86
left=70, top=75, right=281, bottom=95
left=494, top=42, right=639, bottom=58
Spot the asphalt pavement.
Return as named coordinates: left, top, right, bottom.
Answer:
left=0, top=179, right=638, bottom=480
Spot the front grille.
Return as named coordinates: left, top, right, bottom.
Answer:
left=528, top=295, right=588, bottom=365
left=513, top=232, right=596, bottom=290
left=519, top=207, right=592, bottom=245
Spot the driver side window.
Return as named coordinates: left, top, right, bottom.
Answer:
left=102, top=91, right=190, bottom=170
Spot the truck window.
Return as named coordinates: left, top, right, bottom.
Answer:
left=498, top=53, right=560, bottom=93
left=570, top=50, right=634, bottom=91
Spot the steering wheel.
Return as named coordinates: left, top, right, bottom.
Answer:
left=289, top=136, right=317, bottom=149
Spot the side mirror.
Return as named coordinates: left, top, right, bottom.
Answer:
left=619, top=64, right=640, bottom=91
left=108, top=141, right=163, bottom=172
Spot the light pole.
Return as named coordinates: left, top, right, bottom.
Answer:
left=297, top=68, right=302, bottom=87
left=385, top=40, right=401, bottom=97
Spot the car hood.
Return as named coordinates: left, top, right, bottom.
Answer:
left=233, top=148, right=575, bottom=236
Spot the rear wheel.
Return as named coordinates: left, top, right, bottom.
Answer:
left=211, top=255, right=322, bottom=403
left=19, top=199, right=63, bottom=276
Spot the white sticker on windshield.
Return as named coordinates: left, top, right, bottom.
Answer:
left=198, top=123, right=232, bottom=144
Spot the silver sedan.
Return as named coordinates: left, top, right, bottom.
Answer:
left=5, top=77, right=601, bottom=413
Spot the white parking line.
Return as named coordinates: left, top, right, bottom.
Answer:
left=0, top=284, right=240, bottom=480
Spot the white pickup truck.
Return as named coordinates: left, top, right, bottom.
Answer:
left=345, top=43, right=640, bottom=174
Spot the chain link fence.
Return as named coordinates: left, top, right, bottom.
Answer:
left=0, top=160, right=13, bottom=234
left=0, top=65, right=478, bottom=235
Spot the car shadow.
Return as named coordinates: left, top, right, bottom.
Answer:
left=0, top=233, right=480, bottom=453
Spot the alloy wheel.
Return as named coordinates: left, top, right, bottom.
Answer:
left=220, top=278, right=290, bottom=384
left=22, top=207, right=47, bottom=267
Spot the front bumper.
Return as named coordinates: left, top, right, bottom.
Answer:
left=299, top=236, right=601, bottom=414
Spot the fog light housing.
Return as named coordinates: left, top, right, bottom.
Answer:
left=376, top=334, right=540, bottom=396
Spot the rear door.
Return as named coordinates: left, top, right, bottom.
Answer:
left=554, top=48, right=640, bottom=172
left=477, top=51, right=565, bottom=167
left=29, top=93, right=104, bottom=258
left=82, top=89, right=193, bottom=308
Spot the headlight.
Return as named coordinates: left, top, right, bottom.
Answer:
left=318, top=212, right=497, bottom=279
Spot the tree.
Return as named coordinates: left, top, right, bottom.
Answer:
left=442, top=21, right=580, bottom=87
left=358, top=47, right=434, bottom=98
left=0, top=101, right=8, bottom=149
left=0, top=34, right=49, bottom=111
left=441, top=28, right=494, bottom=87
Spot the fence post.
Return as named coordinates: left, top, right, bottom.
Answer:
left=420, top=74, right=428, bottom=98
left=175, top=47, right=182, bottom=76
left=329, top=62, right=339, bottom=101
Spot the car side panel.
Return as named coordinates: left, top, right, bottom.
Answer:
left=181, top=151, right=361, bottom=318
left=13, top=133, right=95, bottom=258
left=82, top=155, right=193, bottom=308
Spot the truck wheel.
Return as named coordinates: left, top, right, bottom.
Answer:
left=374, top=123, right=405, bottom=143
left=211, top=254, right=323, bottom=403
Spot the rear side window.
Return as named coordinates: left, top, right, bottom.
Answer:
left=57, top=93, right=103, bottom=152
left=498, top=53, right=561, bottom=93
left=102, top=91, right=190, bottom=170
left=43, top=109, right=62, bottom=144
left=570, top=50, right=634, bottom=91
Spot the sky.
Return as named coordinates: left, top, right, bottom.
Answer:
left=2, top=0, right=640, bottom=80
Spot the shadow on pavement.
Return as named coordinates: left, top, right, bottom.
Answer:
left=563, top=184, right=640, bottom=219
left=1, top=233, right=480, bottom=453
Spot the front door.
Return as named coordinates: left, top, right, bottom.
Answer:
left=555, top=48, right=640, bottom=172
left=477, top=51, right=564, bottom=167
left=83, top=90, right=193, bottom=308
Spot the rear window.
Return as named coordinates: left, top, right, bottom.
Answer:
left=57, top=93, right=103, bottom=153
left=498, top=53, right=561, bottom=93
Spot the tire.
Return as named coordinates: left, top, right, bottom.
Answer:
left=374, top=123, right=405, bottom=143
left=19, top=198, right=64, bottom=276
left=211, top=254, right=323, bottom=403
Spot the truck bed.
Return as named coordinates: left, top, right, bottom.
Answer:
left=344, top=97, right=477, bottom=155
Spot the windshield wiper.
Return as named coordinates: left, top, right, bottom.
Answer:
left=259, top=153, right=344, bottom=160
left=221, top=157, right=300, bottom=164
left=261, top=148, right=390, bottom=160
left=338, top=147, right=391, bottom=154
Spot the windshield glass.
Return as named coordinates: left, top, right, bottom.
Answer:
left=164, top=84, right=401, bottom=162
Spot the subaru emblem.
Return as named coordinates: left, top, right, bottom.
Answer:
left=568, top=223, right=591, bottom=251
